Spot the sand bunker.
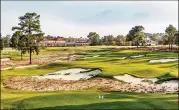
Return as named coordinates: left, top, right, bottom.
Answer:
left=131, top=55, right=144, bottom=58
left=114, top=74, right=158, bottom=85
left=120, top=55, right=144, bottom=60
left=93, top=55, right=100, bottom=58
left=15, top=65, right=38, bottom=69
left=33, top=68, right=102, bottom=80
left=149, top=59, right=178, bottom=63
left=161, top=80, right=178, bottom=88
left=4, top=76, right=178, bottom=93
left=120, top=57, right=126, bottom=59
left=83, top=55, right=100, bottom=59
left=113, top=74, right=178, bottom=93
left=1, top=67, right=12, bottom=71
left=59, top=55, right=85, bottom=61
left=1, top=58, right=11, bottom=61
left=71, top=55, right=84, bottom=57
left=59, top=56, right=69, bottom=59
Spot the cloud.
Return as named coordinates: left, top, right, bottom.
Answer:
left=96, top=9, right=113, bottom=17
left=132, top=12, right=150, bottom=19
left=1, top=1, right=178, bottom=37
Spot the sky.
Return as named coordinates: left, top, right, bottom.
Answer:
left=1, top=1, right=178, bottom=38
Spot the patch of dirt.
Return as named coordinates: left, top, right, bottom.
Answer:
left=1, top=55, right=74, bottom=69
left=3, top=76, right=178, bottom=93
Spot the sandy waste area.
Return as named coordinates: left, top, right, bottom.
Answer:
left=3, top=69, right=178, bottom=93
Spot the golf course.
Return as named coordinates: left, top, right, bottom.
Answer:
left=1, top=46, right=178, bottom=109
left=1, top=1, right=178, bottom=109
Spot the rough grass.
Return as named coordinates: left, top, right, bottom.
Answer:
left=1, top=46, right=178, bottom=109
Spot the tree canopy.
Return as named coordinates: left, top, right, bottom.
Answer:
left=126, top=25, right=146, bottom=47
left=12, top=12, right=44, bottom=64
left=115, top=35, right=126, bottom=46
left=164, top=24, right=177, bottom=50
left=0, top=36, right=3, bottom=51
left=102, top=35, right=114, bottom=45
left=87, top=32, right=100, bottom=46
left=2, top=34, right=11, bottom=48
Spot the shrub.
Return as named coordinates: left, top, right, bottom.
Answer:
left=64, top=73, right=70, bottom=75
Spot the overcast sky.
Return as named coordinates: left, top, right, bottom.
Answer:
left=1, top=1, right=178, bottom=38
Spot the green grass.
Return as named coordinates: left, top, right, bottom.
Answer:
left=1, top=46, right=178, bottom=109
left=1, top=88, right=178, bottom=109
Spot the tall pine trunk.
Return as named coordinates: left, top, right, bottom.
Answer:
left=21, top=50, right=23, bottom=60
left=137, top=41, right=139, bottom=48
left=168, top=43, right=170, bottom=51
left=171, top=42, right=173, bottom=50
left=29, top=47, right=32, bottom=64
left=169, top=42, right=171, bottom=51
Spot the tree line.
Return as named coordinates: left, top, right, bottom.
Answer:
left=87, top=25, right=178, bottom=50
left=0, top=12, right=178, bottom=64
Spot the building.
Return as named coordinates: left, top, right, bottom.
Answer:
left=75, top=38, right=90, bottom=46
left=144, top=33, right=164, bottom=46
left=145, top=36, right=158, bottom=46
left=39, top=36, right=66, bottom=46
left=39, top=36, right=90, bottom=47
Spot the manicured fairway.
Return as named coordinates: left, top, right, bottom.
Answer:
left=1, top=46, right=178, bottom=109
left=1, top=88, right=178, bottom=109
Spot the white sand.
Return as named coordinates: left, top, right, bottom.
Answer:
left=33, top=68, right=102, bottom=80
left=1, top=67, right=12, bottom=71
left=120, top=55, right=144, bottom=60
left=70, top=55, right=84, bottom=57
left=161, top=80, right=178, bottom=88
left=1, top=58, right=10, bottom=61
left=149, top=59, right=178, bottom=63
left=93, top=55, right=99, bottom=58
left=131, top=55, right=144, bottom=58
left=59, top=57, right=69, bottom=59
left=83, top=55, right=100, bottom=59
left=15, top=65, right=38, bottom=69
left=51, top=68, right=89, bottom=75
left=114, top=74, right=157, bottom=85
left=120, top=57, right=126, bottom=59
left=114, top=74, right=178, bottom=93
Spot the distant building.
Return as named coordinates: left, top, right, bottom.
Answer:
left=75, top=38, right=90, bottom=46
left=144, top=33, right=163, bottom=46
left=39, top=36, right=90, bottom=47
left=145, top=36, right=158, bottom=46
left=39, top=36, right=66, bottom=46
left=56, top=37, right=65, bottom=42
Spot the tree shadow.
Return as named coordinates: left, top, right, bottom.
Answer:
left=8, top=92, right=178, bottom=110
left=36, top=63, right=73, bottom=70
left=33, top=101, right=153, bottom=110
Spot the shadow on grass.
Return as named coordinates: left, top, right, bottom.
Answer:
left=159, top=64, right=178, bottom=68
left=155, top=73, right=179, bottom=84
left=9, top=92, right=178, bottom=110
left=86, top=49, right=112, bottom=54
left=36, top=63, right=74, bottom=70
left=32, top=101, right=152, bottom=110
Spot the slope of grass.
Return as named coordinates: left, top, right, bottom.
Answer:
left=1, top=88, right=178, bottom=109
left=1, top=46, right=178, bottom=109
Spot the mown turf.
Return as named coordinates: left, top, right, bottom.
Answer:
left=1, top=46, right=178, bottom=109
left=1, top=88, right=178, bottom=109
